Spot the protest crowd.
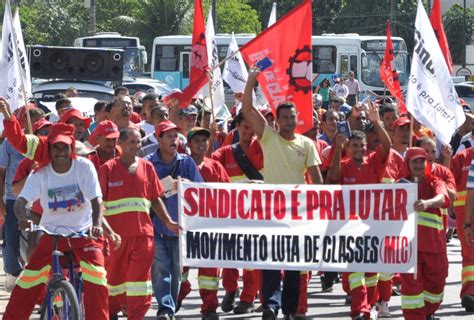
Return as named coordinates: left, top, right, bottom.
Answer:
left=1, top=0, right=474, bottom=320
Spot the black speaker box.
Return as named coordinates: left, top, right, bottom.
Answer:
left=29, top=46, right=124, bottom=81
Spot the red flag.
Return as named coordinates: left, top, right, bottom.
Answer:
left=164, top=72, right=209, bottom=108
left=190, top=0, right=208, bottom=84
left=240, top=0, right=313, bottom=134
left=430, top=0, right=453, bottom=75
left=379, top=20, right=407, bottom=114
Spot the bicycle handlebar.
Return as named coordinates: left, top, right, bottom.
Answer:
left=26, top=225, right=89, bottom=238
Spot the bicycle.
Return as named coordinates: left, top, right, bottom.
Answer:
left=27, top=225, right=87, bottom=320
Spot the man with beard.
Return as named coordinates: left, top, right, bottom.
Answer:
left=107, top=95, right=134, bottom=130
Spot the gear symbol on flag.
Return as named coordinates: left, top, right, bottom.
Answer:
left=286, top=46, right=313, bottom=93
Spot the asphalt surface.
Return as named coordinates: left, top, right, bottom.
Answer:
left=0, top=237, right=472, bottom=319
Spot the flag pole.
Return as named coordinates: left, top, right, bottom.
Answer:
left=207, top=71, right=216, bottom=123
left=8, top=5, right=32, bottom=133
left=409, top=115, right=414, bottom=148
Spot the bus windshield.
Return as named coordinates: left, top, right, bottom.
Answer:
left=361, top=52, right=409, bottom=88
left=123, top=48, right=142, bottom=78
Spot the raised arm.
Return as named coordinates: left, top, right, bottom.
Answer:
left=0, top=97, right=46, bottom=161
left=326, top=134, right=347, bottom=184
left=242, top=68, right=267, bottom=140
left=367, top=100, right=391, bottom=161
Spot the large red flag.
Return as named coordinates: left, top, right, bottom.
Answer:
left=430, top=0, right=453, bottom=75
left=190, top=0, right=208, bottom=84
left=380, top=20, right=407, bottom=114
left=240, top=0, right=313, bottom=134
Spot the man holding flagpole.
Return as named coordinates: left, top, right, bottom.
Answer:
left=405, top=1, right=465, bottom=146
left=402, top=1, right=465, bottom=318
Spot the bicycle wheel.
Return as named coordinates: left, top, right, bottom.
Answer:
left=40, top=280, right=81, bottom=320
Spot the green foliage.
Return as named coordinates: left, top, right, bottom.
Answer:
left=18, top=0, right=88, bottom=46
left=212, top=0, right=261, bottom=34
left=443, top=3, right=474, bottom=64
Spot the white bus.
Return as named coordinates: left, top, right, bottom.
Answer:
left=151, top=33, right=410, bottom=95
left=74, top=32, right=147, bottom=78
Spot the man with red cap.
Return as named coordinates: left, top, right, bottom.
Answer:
left=145, top=120, right=203, bottom=320
left=178, top=127, right=231, bottom=319
left=397, top=147, right=450, bottom=320
left=100, top=126, right=179, bottom=320
left=0, top=104, right=45, bottom=292
left=60, top=108, right=92, bottom=142
left=0, top=114, right=110, bottom=319
left=451, top=142, right=474, bottom=311
left=391, top=116, right=411, bottom=156
left=88, top=120, right=121, bottom=172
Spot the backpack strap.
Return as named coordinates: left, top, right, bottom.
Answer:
left=231, top=143, right=263, bottom=181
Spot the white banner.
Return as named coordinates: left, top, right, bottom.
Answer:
left=200, top=7, right=226, bottom=108
left=179, top=181, right=418, bottom=273
left=406, top=0, right=465, bottom=145
left=222, top=34, right=247, bottom=94
left=0, top=1, right=30, bottom=133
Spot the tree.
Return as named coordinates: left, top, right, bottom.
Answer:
left=443, top=3, right=474, bottom=65
left=17, top=0, right=88, bottom=46
left=212, top=0, right=261, bottom=34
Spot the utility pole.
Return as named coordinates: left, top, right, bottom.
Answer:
left=390, top=0, right=396, bottom=36
left=463, top=0, right=467, bottom=68
left=212, top=0, right=217, bottom=33
left=89, top=0, right=96, bottom=36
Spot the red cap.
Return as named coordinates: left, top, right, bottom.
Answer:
left=94, top=120, right=120, bottom=138
left=391, top=116, right=410, bottom=130
left=60, top=109, right=92, bottom=129
left=155, top=120, right=179, bottom=137
left=259, top=106, right=273, bottom=117
left=405, top=147, right=427, bottom=161
left=32, top=118, right=52, bottom=133
left=47, top=123, right=75, bottom=145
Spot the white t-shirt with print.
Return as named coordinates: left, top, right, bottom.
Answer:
left=20, top=157, right=102, bottom=233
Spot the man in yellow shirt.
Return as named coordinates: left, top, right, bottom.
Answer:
left=241, top=68, right=323, bottom=320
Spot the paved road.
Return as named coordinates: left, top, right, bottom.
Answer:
left=0, top=237, right=472, bottom=319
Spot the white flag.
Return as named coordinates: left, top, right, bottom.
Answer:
left=267, top=2, right=277, bottom=28
left=202, top=7, right=226, bottom=108
left=406, top=0, right=465, bottom=145
left=222, top=33, right=248, bottom=93
left=0, top=0, right=28, bottom=112
left=13, top=9, right=31, bottom=100
left=222, top=34, right=268, bottom=108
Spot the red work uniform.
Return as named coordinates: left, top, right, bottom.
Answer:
left=13, top=158, right=43, bottom=215
left=2, top=117, right=109, bottom=320
left=99, top=158, right=164, bottom=319
left=377, top=149, right=404, bottom=302
left=451, top=148, right=474, bottom=298
left=88, top=147, right=121, bottom=172
left=400, top=177, right=450, bottom=320
left=212, top=141, right=262, bottom=306
left=337, top=147, right=388, bottom=319
left=178, top=157, right=231, bottom=314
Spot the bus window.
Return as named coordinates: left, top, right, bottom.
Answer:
left=181, top=52, right=190, bottom=79
left=350, top=55, right=357, bottom=76
left=217, top=45, right=227, bottom=62
left=155, top=45, right=182, bottom=71
left=339, top=54, right=349, bottom=76
left=313, top=46, right=336, bottom=73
